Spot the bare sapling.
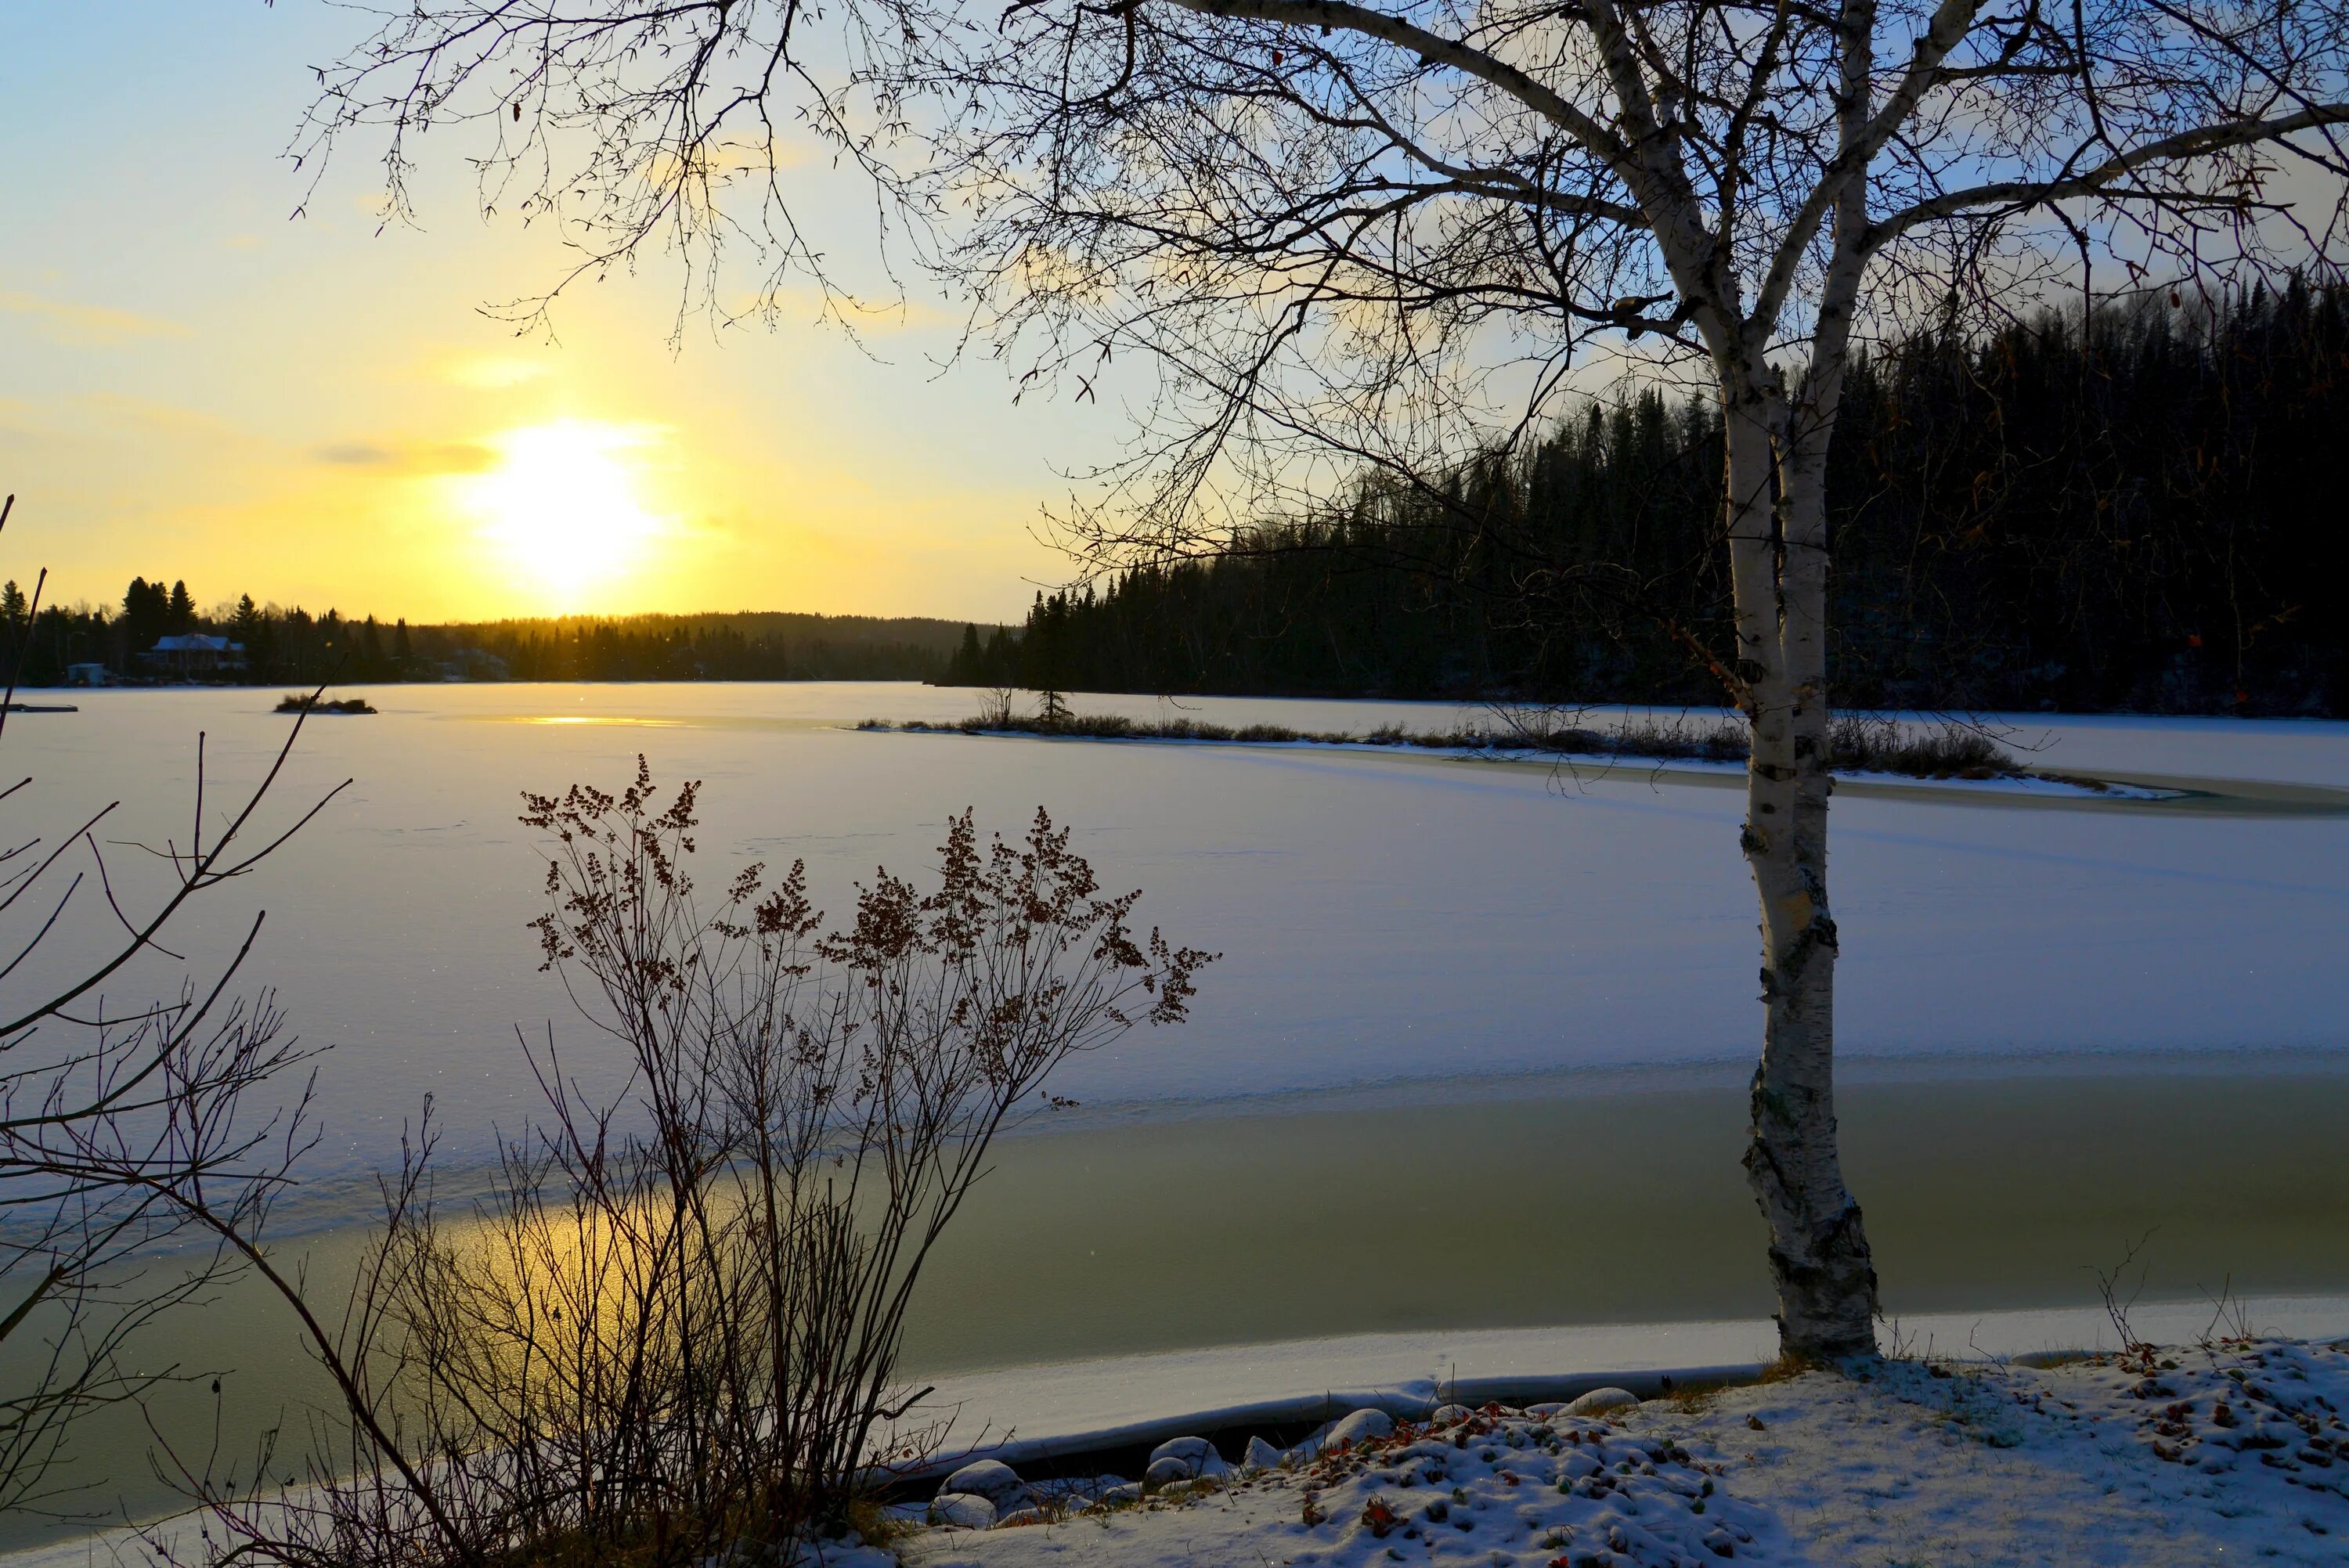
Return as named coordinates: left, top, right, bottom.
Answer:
left=977, top=685, right=1020, bottom=727
left=2091, top=1230, right=2162, bottom=1371
left=168, top=760, right=1211, bottom=1567
left=2196, top=1274, right=2257, bottom=1352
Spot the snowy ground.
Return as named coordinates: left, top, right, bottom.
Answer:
left=900, top=1338, right=2349, bottom=1568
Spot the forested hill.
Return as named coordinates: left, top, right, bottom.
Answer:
left=1, top=599, right=980, bottom=686
left=944, top=279, right=2349, bottom=717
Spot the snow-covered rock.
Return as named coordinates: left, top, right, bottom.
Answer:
left=940, top=1459, right=1032, bottom=1511
left=1146, top=1434, right=1214, bottom=1467
left=1242, top=1435, right=1284, bottom=1471
left=1145, top=1435, right=1229, bottom=1479
left=1566, top=1385, right=1640, bottom=1416
left=1282, top=1414, right=1344, bottom=1462
left=1324, top=1408, right=1395, bottom=1447
left=926, top=1492, right=997, bottom=1530
left=1429, top=1402, right=1473, bottom=1426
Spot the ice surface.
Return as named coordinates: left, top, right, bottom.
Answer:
left=7, top=683, right=2344, bottom=1189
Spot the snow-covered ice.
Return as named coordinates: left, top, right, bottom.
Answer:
left=12, top=683, right=2344, bottom=1184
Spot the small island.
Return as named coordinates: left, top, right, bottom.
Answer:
left=275, top=693, right=377, bottom=716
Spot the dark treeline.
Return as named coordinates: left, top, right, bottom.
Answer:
left=2, top=589, right=977, bottom=687
left=947, top=279, right=2349, bottom=716
left=442, top=613, right=972, bottom=682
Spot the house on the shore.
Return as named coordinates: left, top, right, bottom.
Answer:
left=143, top=633, right=246, bottom=678
left=64, top=662, right=114, bottom=687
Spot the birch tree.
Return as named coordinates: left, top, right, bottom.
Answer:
left=308, top=0, right=2348, bottom=1357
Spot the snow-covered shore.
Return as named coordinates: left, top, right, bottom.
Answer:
left=900, top=1295, right=2349, bottom=1472
left=899, top=1336, right=2349, bottom=1567
left=8, top=1310, right=2345, bottom=1567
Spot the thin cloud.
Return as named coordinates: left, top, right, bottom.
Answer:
left=315, top=441, right=402, bottom=467
left=0, top=287, right=189, bottom=347
left=313, top=438, right=497, bottom=474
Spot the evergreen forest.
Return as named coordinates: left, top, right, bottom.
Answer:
left=945, top=281, right=2349, bottom=716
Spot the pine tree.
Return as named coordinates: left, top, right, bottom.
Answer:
left=120, top=577, right=171, bottom=665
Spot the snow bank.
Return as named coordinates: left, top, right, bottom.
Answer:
left=907, top=1336, right=2349, bottom=1567
left=900, top=1296, right=2349, bottom=1474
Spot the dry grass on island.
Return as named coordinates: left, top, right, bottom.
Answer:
left=864, top=705, right=2026, bottom=782
left=274, top=692, right=377, bottom=715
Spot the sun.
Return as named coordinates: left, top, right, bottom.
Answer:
left=465, top=420, right=669, bottom=607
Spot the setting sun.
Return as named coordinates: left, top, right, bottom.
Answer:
left=464, top=420, right=670, bottom=607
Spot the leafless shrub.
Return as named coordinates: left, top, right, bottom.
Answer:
left=2090, top=1231, right=2162, bottom=1368
left=0, top=495, right=338, bottom=1518
left=168, top=761, right=1211, bottom=1567
left=976, top=686, right=1021, bottom=727
left=1498, top=706, right=2015, bottom=774
left=1828, top=716, right=2012, bottom=777
left=2196, top=1274, right=2258, bottom=1350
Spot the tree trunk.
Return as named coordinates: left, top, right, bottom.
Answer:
left=1722, top=362, right=1881, bottom=1361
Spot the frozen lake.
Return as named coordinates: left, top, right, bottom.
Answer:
left=5, top=682, right=2348, bottom=1548
left=11, top=681, right=2348, bottom=1188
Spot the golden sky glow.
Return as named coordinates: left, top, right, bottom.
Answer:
left=0, top=8, right=1103, bottom=625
